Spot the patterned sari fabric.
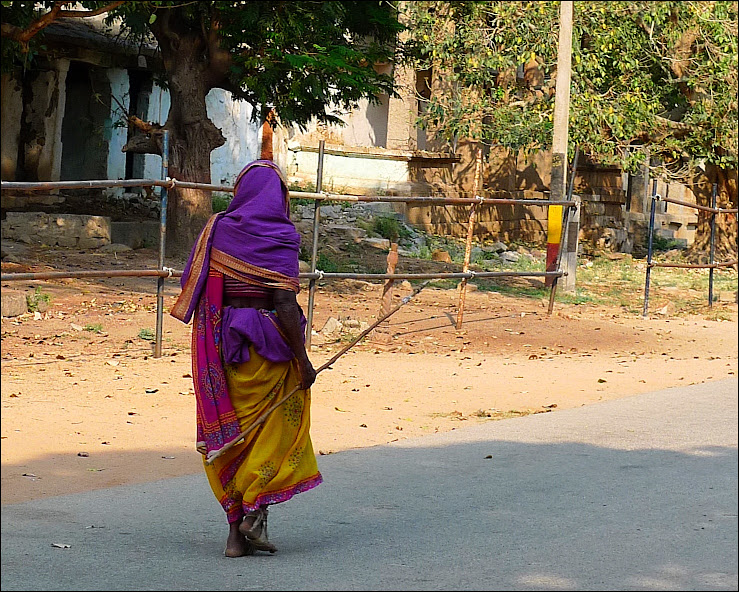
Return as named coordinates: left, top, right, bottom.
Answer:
left=203, top=344, right=322, bottom=524
left=171, top=160, right=322, bottom=523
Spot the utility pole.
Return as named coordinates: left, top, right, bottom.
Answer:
left=550, top=0, right=578, bottom=293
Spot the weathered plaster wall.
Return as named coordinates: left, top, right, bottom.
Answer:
left=135, top=85, right=262, bottom=186
left=386, top=63, right=418, bottom=152
left=106, top=68, right=130, bottom=186
left=1, top=74, right=24, bottom=181
left=207, top=89, right=260, bottom=185
left=141, top=82, right=170, bottom=180
left=286, top=144, right=414, bottom=195
left=20, top=61, right=68, bottom=182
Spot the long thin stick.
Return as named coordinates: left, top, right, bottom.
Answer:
left=205, top=279, right=432, bottom=464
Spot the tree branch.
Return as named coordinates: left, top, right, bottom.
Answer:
left=1, top=1, right=126, bottom=49
left=0, top=22, right=23, bottom=41
left=204, top=13, right=232, bottom=88
left=1, top=1, right=62, bottom=47
left=655, top=115, right=698, bottom=137
left=109, top=92, right=158, bottom=135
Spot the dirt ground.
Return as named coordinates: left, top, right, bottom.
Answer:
left=1, top=244, right=737, bottom=506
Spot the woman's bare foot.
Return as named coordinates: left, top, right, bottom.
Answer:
left=239, top=508, right=277, bottom=553
left=224, top=521, right=254, bottom=557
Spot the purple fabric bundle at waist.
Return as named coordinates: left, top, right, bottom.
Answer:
left=223, top=276, right=272, bottom=298
left=221, top=306, right=307, bottom=365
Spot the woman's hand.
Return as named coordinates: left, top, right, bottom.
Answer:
left=274, top=289, right=316, bottom=390
left=297, top=355, right=317, bottom=389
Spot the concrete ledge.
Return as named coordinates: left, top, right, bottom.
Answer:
left=1, top=212, right=110, bottom=248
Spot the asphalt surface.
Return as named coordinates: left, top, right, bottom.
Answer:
left=2, top=378, right=737, bottom=591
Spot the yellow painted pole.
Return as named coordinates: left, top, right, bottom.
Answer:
left=545, top=204, right=563, bottom=287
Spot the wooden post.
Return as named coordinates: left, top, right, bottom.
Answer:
left=455, top=147, right=483, bottom=330
left=260, top=109, right=276, bottom=161
left=551, top=1, right=576, bottom=292
left=372, top=242, right=399, bottom=344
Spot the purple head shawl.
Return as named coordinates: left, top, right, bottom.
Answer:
left=212, top=161, right=300, bottom=277
left=170, top=160, right=303, bottom=462
left=175, top=160, right=300, bottom=323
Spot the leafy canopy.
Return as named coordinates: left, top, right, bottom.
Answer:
left=405, top=1, right=738, bottom=178
left=1, top=1, right=405, bottom=128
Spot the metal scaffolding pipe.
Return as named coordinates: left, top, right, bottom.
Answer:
left=547, top=145, right=580, bottom=315
left=708, top=183, right=718, bottom=308
left=299, top=271, right=561, bottom=281
left=647, top=260, right=738, bottom=270
left=1, top=179, right=167, bottom=191
left=154, top=131, right=170, bottom=358
left=659, top=194, right=738, bottom=215
left=642, top=187, right=659, bottom=317
left=1, top=269, right=182, bottom=281
left=305, top=140, right=325, bottom=349
left=291, top=193, right=574, bottom=206
left=1, top=269, right=562, bottom=283
left=2, top=179, right=574, bottom=207
left=2, top=173, right=573, bottom=347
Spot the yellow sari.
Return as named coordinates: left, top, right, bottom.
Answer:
left=203, top=344, right=322, bottom=524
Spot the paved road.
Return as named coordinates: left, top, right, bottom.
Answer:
left=2, top=378, right=737, bottom=591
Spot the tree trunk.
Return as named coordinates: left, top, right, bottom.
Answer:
left=688, top=165, right=738, bottom=265
left=151, top=19, right=226, bottom=257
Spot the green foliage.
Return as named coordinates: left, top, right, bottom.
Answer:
left=649, top=234, right=687, bottom=252
left=84, top=323, right=103, bottom=333
left=422, top=234, right=467, bottom=262
left=1, top=1, right=408, bottom=255
left=316, top=252, right=340, bottom=273
left=372, top=216, right=407, bottom=242
left=213, top=1, right=405, bottom=127
left=355, top=219, right=375, bottom=235
left=211, top=192, right=233, bottom=214
left=212, top=192, right=231, bottom=213
left=25, top=287, right=51, bottom=312
left=405, top=1, right=738, bottom=177
left=406, top=1, right=558, bottom=151
left=138, top=328, right=155, bottom=341
left=2, top=2, right=405, bottom=128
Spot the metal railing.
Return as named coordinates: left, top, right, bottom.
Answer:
left=2, top=140, right=577, bottom=356
left=642, top=182, right=738, bottom=316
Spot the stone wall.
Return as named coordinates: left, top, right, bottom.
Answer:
left=403, top=191, right=550, bottom=245
left=1, top=212, right=111, bottom=248
left=403, top=191, right=640, bottom=254
left=579, top=192, right=632, bottom=255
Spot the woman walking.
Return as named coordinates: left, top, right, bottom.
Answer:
left=171, top=159, right=321, bottom=557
